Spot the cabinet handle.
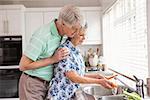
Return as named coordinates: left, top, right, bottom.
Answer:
left=3, top=20, right=6, bottom=34
left=6, top=20, right=9, bottom=34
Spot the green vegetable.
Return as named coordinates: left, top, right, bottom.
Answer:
left=123, top=91, right=141, bottom=100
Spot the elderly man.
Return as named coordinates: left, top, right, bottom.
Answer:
left=19, top=4, right=83, bottom=100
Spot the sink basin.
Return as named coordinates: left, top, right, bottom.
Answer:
left=83, top=85, right=113, bottom=96
left=82, top=85, right=127, bottom=100
left=99, top=95, right=126, bottom=100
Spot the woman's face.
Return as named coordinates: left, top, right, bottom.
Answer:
left=71, top=27, right=86, bottom=46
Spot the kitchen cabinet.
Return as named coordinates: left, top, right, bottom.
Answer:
left=24, top=12, right=44, bottom=50
left=0, top=5, right=25, bottom=36
left=81, top=10, right=101, bottom=44
left=0, top=10, right=5, bottom=35
left=44, top=11, right=59, bottom=24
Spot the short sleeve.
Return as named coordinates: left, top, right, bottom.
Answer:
left=57, top=56, right=77, bottom=72
left=24, top=32, right=45, bottom=61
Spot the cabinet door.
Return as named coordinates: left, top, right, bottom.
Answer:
left=24, top=12, right=43, bottom=49
left=44, top=11, right=59, bottom=24
left=84, top=11, right=101, bottom=44
left=6, top=10, right=24, bottom=36
left=0, top=10, right=6, bottom=36
left=80, top=11, right=87, bottom=44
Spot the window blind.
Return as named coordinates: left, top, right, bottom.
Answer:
left=103, top=0, right=148, bottom=81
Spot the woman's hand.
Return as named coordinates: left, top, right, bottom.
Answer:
left=95, top=74, right=105, bottom=79
left=84, top=73, right=105, bottom=79
left=105, top=74, right=118, bottom=80
left=98, top=79, right=117, bottom=89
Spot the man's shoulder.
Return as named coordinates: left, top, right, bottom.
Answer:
left=34, top=23, right=51, bottom=35
left=31, top=23, right=51, bottom=41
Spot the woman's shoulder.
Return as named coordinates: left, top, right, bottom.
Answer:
left=59, top=40, right=71, bottom=49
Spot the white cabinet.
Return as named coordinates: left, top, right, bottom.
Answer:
left=0, top=5, right=25, bottom=36
left=6, top=10, right=24, bottom=36
left=44, top=11, right=59, bottom=24
left=0, top=10, right=6, bottom=35
left=82, top=10, right=101, bottom=44
left=24, top=12, right=44, bottom=50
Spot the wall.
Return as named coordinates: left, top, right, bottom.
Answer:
left=78, top=44, right=103, bottom=56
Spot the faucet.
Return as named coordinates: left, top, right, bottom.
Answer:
left=133, top=75, right=144, bottom=98
left=115, top=75, right=144, bottom=98
left=115, top=77, right=136, bottom=93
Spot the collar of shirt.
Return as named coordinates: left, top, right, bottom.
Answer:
left=60, top=35, right=68, bottom=45
left=50, top=19, right=61, bottom=39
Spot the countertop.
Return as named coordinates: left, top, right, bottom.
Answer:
left=0, top=65, right=19, bottom=69
left=84, top=70, right=150, bottom=100
left=0, top=98, right=19, bottom=100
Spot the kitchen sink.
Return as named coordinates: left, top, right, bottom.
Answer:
left=99, top=95, right=126, bottom=100
left=82, top=85, right=127, bottom=100
left=83, top=85, right=113, bottom=96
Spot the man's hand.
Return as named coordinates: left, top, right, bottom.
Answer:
left=51, top=47, right=70, bottom=63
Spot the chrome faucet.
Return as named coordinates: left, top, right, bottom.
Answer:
left=115, top=77, right=136, bottom=93
left=133, top=75, right=144, bottom=98
left=115, top=75, right=144, bottom=98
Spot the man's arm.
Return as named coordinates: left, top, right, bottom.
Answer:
left=19, top=48, right=69, bottom=71
left=19, top=55, right=54, bottom=71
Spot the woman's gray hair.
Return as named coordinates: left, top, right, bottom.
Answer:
left=58, top=4, right=83, bottom=27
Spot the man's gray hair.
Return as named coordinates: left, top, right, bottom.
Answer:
left=58, top=4, right=83, bottom=27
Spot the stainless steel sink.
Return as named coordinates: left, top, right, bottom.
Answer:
left=99, top=95, right=126, bottom=100
left=82, top=85, right=127, bottom=100
left=83, top=85, right=113, bottom=96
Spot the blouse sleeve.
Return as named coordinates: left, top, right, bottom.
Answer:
left=57, top=55, right=78, bottom=72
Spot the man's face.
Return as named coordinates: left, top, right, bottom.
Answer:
left=62, top=22, right=81, bottom=38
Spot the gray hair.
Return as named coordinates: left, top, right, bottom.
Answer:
left=58, top=4, right=83, bottom=27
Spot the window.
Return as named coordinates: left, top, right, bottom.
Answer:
left=103, top=0, right=148, bottom=82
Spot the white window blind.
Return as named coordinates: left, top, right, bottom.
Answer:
left=103, top=0, right=148, bottom=81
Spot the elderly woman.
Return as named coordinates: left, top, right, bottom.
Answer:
left=47, top=25, right=116, bottom=100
